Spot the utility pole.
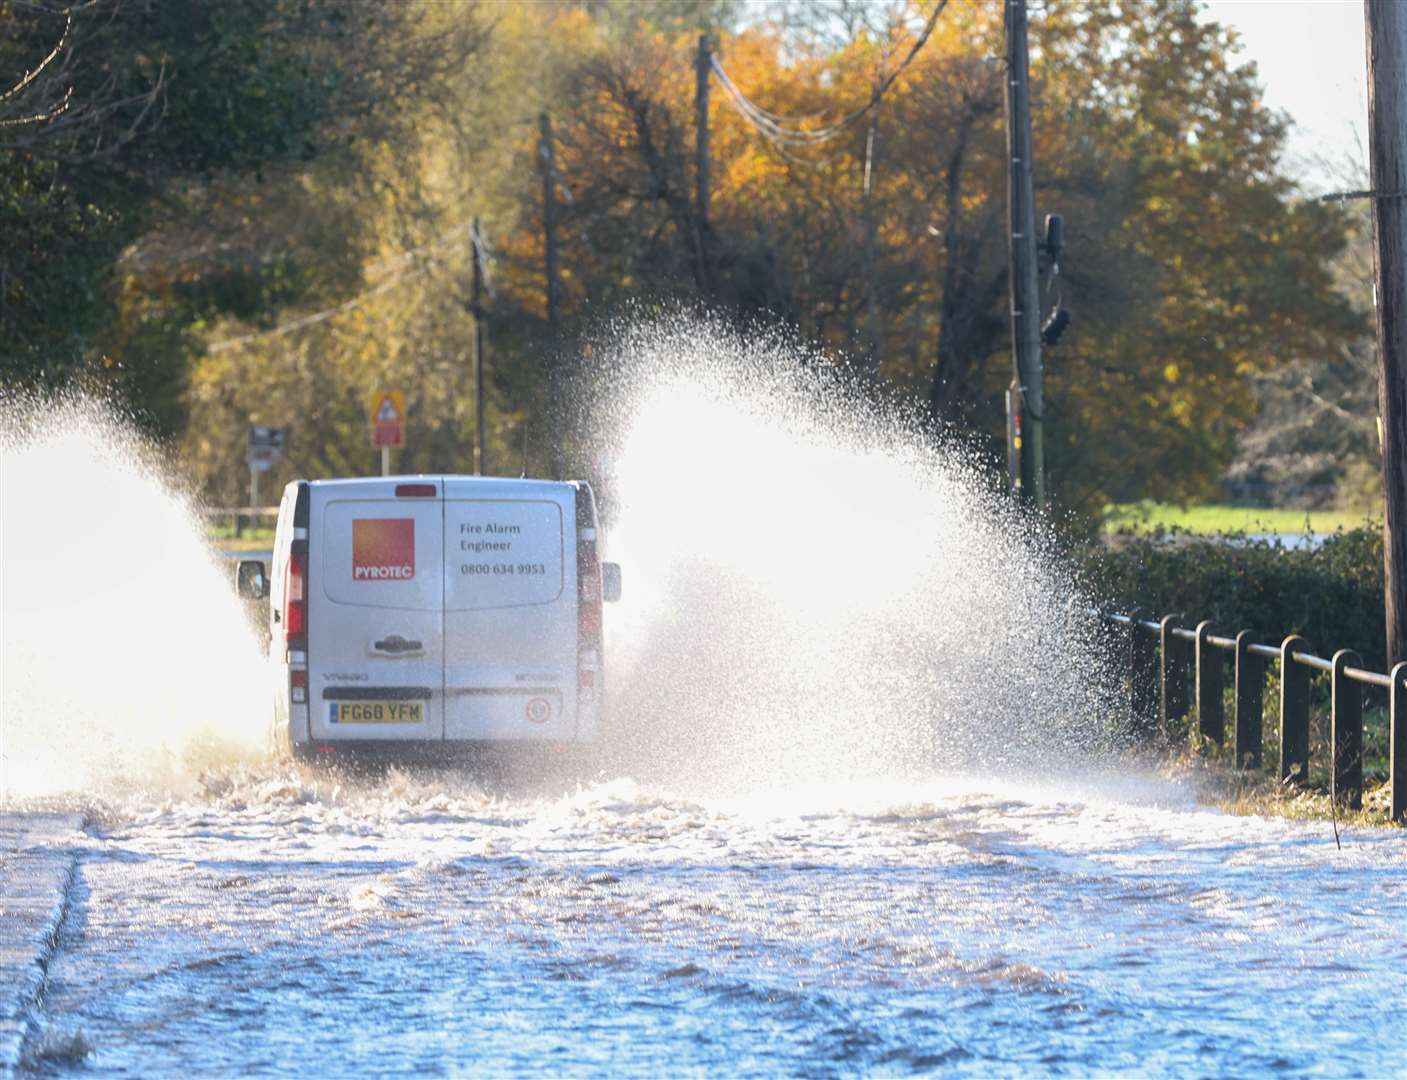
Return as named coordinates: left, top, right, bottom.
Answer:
left=540, top=112, right=565, bottom=480
left=471, top=216, right=486, bottom=477
left=539, top=112, right=561, bottom=347
left=1003, top=0, right=1045, bottom=510
left=862, top=106, right=882, bottom=376
left=695, top=33, right=712, bottom=288
left=1366, top=0, right=1407, bottom=667
left=696, top=34, right=711, bottom=228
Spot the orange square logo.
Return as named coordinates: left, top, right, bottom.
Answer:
left=352, top=518, right=415, bottom=581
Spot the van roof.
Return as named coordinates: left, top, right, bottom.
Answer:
left=307, top=475, right=580, bottom=492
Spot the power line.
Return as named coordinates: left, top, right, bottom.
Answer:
left=206, top=222, right=480, bottom=353
left=710, top=0, right=948, bottom=155
left=206, top=276, right=402, bottom=354
left=708, top=61, right=846, bottom=167
left=714, top=80, right=840, bottom=166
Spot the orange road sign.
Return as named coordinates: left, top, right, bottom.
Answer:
left=368, top=390, right=406, bottom=450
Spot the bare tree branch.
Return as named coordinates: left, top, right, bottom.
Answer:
left=0, top=9, right=70, bottom=107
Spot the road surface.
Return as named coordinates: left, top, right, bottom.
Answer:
left=5, top=765, right=1404, bottom=1076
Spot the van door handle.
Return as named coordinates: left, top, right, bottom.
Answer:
left=371, top=635, right=424, bottom=656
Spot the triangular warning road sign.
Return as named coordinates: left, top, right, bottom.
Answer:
left=376, top=395, right=401, bottom=422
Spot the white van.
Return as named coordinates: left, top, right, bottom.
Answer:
left=236, top=476, right=621, bottom=763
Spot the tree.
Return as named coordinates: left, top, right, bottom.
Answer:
left=0, top=0, right=437, bottom=431
left=1030, top=2, right=1365, bottom=511
left=6, top=0, right=1364, bottom=520
left=178, top=1, right=538, bottom=499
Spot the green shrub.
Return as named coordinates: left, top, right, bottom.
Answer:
left=1079, top=526, right=1386, bottom=671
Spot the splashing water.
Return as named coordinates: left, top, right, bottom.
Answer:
left=1, top=397, right=268, bottom=800
left=1, top=316, right=1118, bottom=804
left=591, top=316, right=1121, bottom=793
left=6, top=326, right=1404, bottom=1079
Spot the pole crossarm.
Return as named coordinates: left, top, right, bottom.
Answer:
left=1319, top=188, right=1407, bottom=201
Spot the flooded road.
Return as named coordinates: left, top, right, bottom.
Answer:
left=21, top=767, right=1407, bottom=1077
left=6, top=354, right=1405, bottom=1075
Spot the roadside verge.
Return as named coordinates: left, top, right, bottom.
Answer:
left=0, top=813, right=85, bottom=1075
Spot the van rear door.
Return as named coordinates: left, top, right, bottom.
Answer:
left=443, top=480, right=577, bottom=741
left=308, top=479, right=444, bottom=742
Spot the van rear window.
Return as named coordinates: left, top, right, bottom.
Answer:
left=445, top=500, right=564, bottom=610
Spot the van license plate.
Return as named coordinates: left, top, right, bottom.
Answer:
left=329, top=701, right=423, bottom=724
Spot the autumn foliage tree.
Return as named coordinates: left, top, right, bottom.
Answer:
left=3, top=0, right=1364, bottom=519
left=498, top=0, right=1362, bottom=514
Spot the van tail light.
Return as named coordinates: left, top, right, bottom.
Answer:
left=577, top=541, right=602, bottom=646
left=575, top=484, right=604, bottom=704
left=577, top=557, right=602, bottom=704
left=290, top=669, right=308, bottom=704
left=284, top=551, right=307, bottom=644
left=579, top=567, right=602, bottom=638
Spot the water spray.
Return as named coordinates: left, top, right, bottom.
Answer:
left=579, top=314, right=1121, bottom=794
left=1, top=395, right=268, bottom=802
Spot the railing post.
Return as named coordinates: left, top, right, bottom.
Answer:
left=1279, top=635, right=1312, bottom=784
left=1233, top=630, right=1263, bottom=770
left=1128, top=607, right=1157, bottom=744
left=1194, top=620, right=1224, bottom=747
left=1160, top=613, right=1188, bottom=741
left=1392, top=661, right=1407, bottom=824
left=1329, top=650, right=1363, bottom=811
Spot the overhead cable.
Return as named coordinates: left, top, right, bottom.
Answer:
left=710, top=0, right=949, bottom=152
left=208, top=221, right=480, bottom=353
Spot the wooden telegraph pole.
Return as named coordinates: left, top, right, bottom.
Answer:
left=539, top=112, right=561, bottom=347
left=1365, top=0, right=1407, bottom=667
left=539, top=112, right=565, bottom=480
left=1003, top=0, right=1045, bottom=510
left=862, top=107, right=882, bottom=375
left=696, top=34, right=711, bottom=229
left=471, top=216, right=486, bottom=477
left=695, top=33, right=712, bottom=289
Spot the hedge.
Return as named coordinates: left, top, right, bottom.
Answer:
left=1079, top=526, right=1386, bottom=672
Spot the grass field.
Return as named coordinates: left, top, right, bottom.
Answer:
left=208, top=504, right=1380, bottom=547
left=1105, top=502, right=1377, bottom=535
left=214, top=536, right=275, bottom=552
left=208, top=525, right=275, bottom=552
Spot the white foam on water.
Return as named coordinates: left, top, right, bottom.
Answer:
left=1, top=396, right=268, bottom=800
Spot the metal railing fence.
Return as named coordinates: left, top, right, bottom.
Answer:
left=1105, top=610, right=1406, bottom=822
left=204, top=506, right=279, bottom=539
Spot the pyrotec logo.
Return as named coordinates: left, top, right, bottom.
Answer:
left=352, top=518, right=415, bottom=580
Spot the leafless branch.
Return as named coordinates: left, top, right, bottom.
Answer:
left=0, top=9, right=70, bottom=106
left=0, top=2, right=169, bottom=160
left=0, top=83, right=72, bottom=127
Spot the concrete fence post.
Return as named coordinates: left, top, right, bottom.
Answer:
left=1391, top=662, right=1407, bottom=824
left=1329, top=650, right=1363, bottom=810
left=1233, top=630, right=1263, bottom=770
left=1160, top=613, right=1189, bottom=741
left=1279, top=635, right=1312, bottom=784
left=1128, top=607, right=1157, bottom=744
left=1194, top=620, right=1224, bottom=747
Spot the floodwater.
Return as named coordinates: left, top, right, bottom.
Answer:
left=5, top=331, right=1406, bottom=1075
left=23, top=768, right=1407, bottom=1077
